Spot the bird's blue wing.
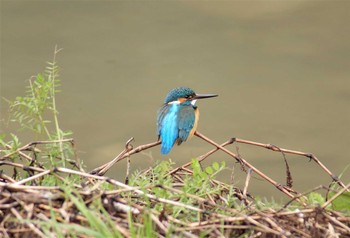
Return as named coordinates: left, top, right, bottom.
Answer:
left=157, top=104, right=168, bottom=136
left=177, top=105, right=195, bottom=145
left=157, top=104, right=179, bottom=154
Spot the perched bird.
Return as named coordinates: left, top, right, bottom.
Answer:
left=157, top=87, right=218, bottom=154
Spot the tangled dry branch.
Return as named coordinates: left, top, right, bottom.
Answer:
left=0, top=133, right=349, bottom=237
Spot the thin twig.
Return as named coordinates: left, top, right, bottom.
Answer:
left=234, top=138, right=348, bottom=190
left=321, top=182, right=350, bottom=209
left=1, top=139, right=74, bottom=161
left=243, top=169, right=252, bottom=198
left=167, top=139, right=234, bottom=176
left=56, top=167, right=210, bottom=214
left=10, top=207, right=46, bottom=238
left=13, top=170, right=52, bottom=185
left=194, top=131, right=303, bottom=203
left=90, top=139, right=160, bottom=175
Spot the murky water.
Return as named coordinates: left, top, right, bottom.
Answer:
left=1, top=1, right=349, bottom=199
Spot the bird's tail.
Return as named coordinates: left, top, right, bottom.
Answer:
left=161, top=143, right=172, bottom=155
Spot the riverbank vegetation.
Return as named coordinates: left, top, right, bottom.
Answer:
left=1, top=48, right=349, bottom=237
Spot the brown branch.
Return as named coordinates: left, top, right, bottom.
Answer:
left=10, top=207, right=46, bottom=238
left=168, top=139, right=234, bottom=175
left=194, top=131, right=303, bottom=203
left=90, top=139, right=161, bottom=175
left=243, top=169, right=252, bottom=199
left=90, top=137, right=134, bottom=176
left=1, top=139, right=74, bottom=161
left=233, top=138, right=347, bottom=190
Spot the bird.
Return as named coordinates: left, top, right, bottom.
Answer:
left=157, top=87, right=218, bottom=154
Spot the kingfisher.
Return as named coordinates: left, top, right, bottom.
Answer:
left=157, top=87, right=218, bottom=154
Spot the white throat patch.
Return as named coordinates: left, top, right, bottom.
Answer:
left=168, top=99, right=197, bottom=105
left=168, top=100, right=181, bottom=105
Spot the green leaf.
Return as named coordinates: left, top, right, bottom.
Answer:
left=221, top=161, right=226, bottom=168
left=329, top=192, right=350, bottom=211
left=205, top=166, right=214, bottom=175
left=191, top=159, right=201, bottom=174
left=212, top=162, right=220, bottom=171
left=200, top=171, right=208, bottom=179
left=10, top=133, right=21, bottom=149
left=307, top=192, right=325, bottom=205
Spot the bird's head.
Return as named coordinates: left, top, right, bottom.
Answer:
left=164, top=87, right=218, bottom=105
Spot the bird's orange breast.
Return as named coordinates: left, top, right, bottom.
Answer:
left=189, top=107, right=199, bottom=139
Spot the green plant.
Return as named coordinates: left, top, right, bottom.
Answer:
left=3, top=46, right=73, bottom=167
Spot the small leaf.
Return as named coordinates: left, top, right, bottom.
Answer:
left=205, top=166, right=214, bottom=175
left=212, top=162, right=220, bottom=171
left=191, top=159, right=201, bottom=172
left=200, top=171, right=208, bottom=179
left=221, top=161, right=226, bottom=168
left=307, top=192, right=325, bottom=205
left=329, top=192, right=350, bottom=211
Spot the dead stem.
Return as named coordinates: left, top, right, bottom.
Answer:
left=89, top=139, right=160, bottom=176
left=234, top=138, right=348, bottom=190
left=243, top=169, right=252, bottom=199
left=1, top=133, right=349, bottom=237
left=194, top=131, right=303, bottom=202
left=321, top=182, right=350, bottom=209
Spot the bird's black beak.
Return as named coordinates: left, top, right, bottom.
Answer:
left=194, top=93, right=218, bottom=100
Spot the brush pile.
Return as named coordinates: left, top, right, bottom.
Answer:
left=0, top=137, right=349, bottom=238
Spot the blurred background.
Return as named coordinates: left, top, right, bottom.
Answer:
left=1, top=1, right=349, bottom=199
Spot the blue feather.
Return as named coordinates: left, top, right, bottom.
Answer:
left=178, top=106, right=195, bottom=144
left=158, top=104, right=180, bottom=154
left=157, top=103, right=196, bottom=154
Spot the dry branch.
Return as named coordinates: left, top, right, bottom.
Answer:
left=0, top=134, right=349, bottom=237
